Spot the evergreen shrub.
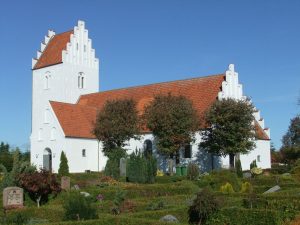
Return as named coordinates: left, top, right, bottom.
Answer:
left=235, top=159, right=243, bottom=178
left=105, top=148, right=126, bottom=179
left=126, top=150, right=157, bottom=184
left=63, top=191, right=98, bottom=221
left=58, top=151, right=69, bottom=177
left=241, top=181, right=253, bottom=193
left=220, top=182, right=234, bottom=194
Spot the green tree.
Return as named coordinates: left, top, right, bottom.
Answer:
left=0, top=142, right=13, bottom=171
left=235, top=159, right=243, bottom=178
left=93, top=99, right=140, bottom=156
left=143, top=94, right=199, bottom=158
left=58, top=151, right=69, bottom=177
left=200, top=99, right=256, bottom=168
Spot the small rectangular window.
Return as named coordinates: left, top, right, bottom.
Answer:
left=184, top=145, right=192, bottom=158
left=82, top=149, right=86, bottom=157
left=257, top=155, right=261, bottom=162
left=84, top=45, right=86, bottom=52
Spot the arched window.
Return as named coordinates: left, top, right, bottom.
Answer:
left=50, top=127, right=56, bottom=140
left=38, top=128, right=43, bottom=141
left=44, top=109, right=50, bottom=123
left=143, top=139, right=153, bottom=157
left=44, top=72, right=51, bottom=89
left=78, top=72, right=85, bottom=89
left=184, top=144, right=192, bottom=158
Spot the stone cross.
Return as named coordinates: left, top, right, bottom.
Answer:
left=61, top=176, right=70, bottom=191
left=120, top=157, right=126, bottom=177
left=3, top=187, right=24, bottom=209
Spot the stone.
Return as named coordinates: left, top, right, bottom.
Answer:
left=3, top=187, right=24, bottom=209
left=61, top=176, right=70, bottom=191
left=80, top=191, right=91, bottom=197
left=73, top=184, right=80, bottom=190
left=263, top=185, right=281, bottom=194
left=159, top=215, right=179, bottom=223
left=120, top=157, right=126, bottom=177
left=243, top=172, right=252, bottom=179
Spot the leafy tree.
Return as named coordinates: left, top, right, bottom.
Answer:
left=0, top=142, right=13, bottom=172
left=143, top=94, right=199, bottom=158
left=93, top=99, right=140, bottom=156
left=200, top=99, right=256, bottom=168
left=19, top=169, right=61, bottom=207
left=58, top=151, right=69, bottom=177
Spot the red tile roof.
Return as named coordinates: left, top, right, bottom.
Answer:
left=33, top=30, right=73, bottom=70
left=50, top=74, right=269, bottom=141
left=255, top=121, right=270, bottom=140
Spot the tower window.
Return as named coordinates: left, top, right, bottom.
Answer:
left=50, top=127, right=56, bottom=140
left=38, top=128, right=43, bottom=141
left=84, top=45, right=86, bottom=52
left=78, top=72, right=85, bottom=89
left=44, top=72, right=51, bottom=89
left=82, top=149, right=86, bottom=157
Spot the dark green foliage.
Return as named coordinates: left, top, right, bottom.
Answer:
left=0, top=142, right=13, bottom=172
left=143, top=94, right=199, bottom=157
left=126, top=150, right=157, bottom=184
left=200, top=99, right=256, bottom=168
left=58, top=151, right=69, bottom=177
left=104, top=148, right=126, bottom=179
left=187, top=163, right=200, bottom=180
left=235, top=159, right=243, bottom=178
left=2, top=212, right=29, bottom=225
left=63, top=191, right=98, bottom=221
left=188, top=188, right=220, bottom=224
left=250, top=160, right=257, bottom=169
left=111, top=189, right=126, bottom=215
left=93, top=99, right=140, bottom=155
left=206, top=208, right=291, bottom=225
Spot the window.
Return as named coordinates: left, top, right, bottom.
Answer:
left=257, top=155, right=261, bottom=162
left=78, top=72, right=85, bottom=89
left=44, top=72, right=51, bottom=89
left=84, top=45, right=86, bottom=52
left=44, top=109, right=50, bottom=123
left=184, top=144, right=192, bottom=158
left=143, top=139, right=152, bottom=156
left=76, top=43, right=79, bottom=50
left=38, top=128, right=43, bottom=141
left=50, top=127, right=56, bottom=140
left=82, top=149, right=86, bottom=157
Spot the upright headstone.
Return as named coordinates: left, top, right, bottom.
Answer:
left=120, top=158, right=126, bottom=177
left=61, top=176, right=70, bottom=191
left=3, top=187, right=24, bottom=209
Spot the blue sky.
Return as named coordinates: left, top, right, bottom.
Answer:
left=0, top=0, right=299, bottom=150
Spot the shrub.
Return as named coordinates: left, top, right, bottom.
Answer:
left=250, top=160, right=257, bottom=169
left=111, top=189, right=126, bottom=215
left=127, top=150, right=157, bottom=184
left=235, top=159, right=243, bottom=178
left=58, top=151, right=69, bottom=177
left=220, top=182, right=234, bottom=194
left=105, top=148, right=126, bottom=179
left=241, top=182, right=253, bottom=193
left=187, top=163, right=200, bottom=180
left=63, top=191, right=98, bottom=221
left=188, top=188, right=220, bottom=224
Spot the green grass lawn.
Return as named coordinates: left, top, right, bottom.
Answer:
left=1, top=171, right=300, bottom=225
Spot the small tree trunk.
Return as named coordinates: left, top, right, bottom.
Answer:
left=36, top=196, right=41, bottom=208
left=229, top=153, right=235, bottom=169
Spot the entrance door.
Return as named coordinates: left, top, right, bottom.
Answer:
left=43, top=148, right=52, bottom=171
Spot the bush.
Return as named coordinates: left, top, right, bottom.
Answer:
left=188, top=188, right=220, bottom=224
left=63, top=191, right=98, bottom=221
left=235, top=159, right=243, bottom=178
left=187, top=163, right=200, bottom=180
left=111, top=189, right=126, bottom=215
left=220, top=182, right=234, bottom=194
left=58, top=151, right=69, bottom=177
left=241, top=182, right=253, bottom=193
left=127, top=150, right=157, bottom=184
left=105, top=148, right=126, bottom=179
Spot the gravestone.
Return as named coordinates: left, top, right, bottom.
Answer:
left=61, top=176, right=70, bottom=191
left=159, top=215, right=179, bottom=223
left=120, top=157, right=126, bottom=177
left=263, top=185, right=281, bottom=194
left=73, top=184, right=80, bottom=190
left=3, top=187, right=24, bottom=209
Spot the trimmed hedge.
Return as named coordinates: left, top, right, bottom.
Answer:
left=206, top=208, right=292, bottom=225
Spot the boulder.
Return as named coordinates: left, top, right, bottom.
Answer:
left=263, top=185, right=281, bottom=194
left=159, top=215, right=179, bottom=223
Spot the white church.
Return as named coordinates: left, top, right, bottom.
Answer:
left=30, top=21, right=271, bottom=173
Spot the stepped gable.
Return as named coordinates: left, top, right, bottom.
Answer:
left=33, top=30, right=73, bottom=70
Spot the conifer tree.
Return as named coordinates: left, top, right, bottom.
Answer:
left=58, top=151, right=69, bottom=177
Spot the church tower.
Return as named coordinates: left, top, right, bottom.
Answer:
left=30, top=21, right=99, bottom=170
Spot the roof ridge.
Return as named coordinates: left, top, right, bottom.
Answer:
left=81, top=73, right=225, bottom=98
